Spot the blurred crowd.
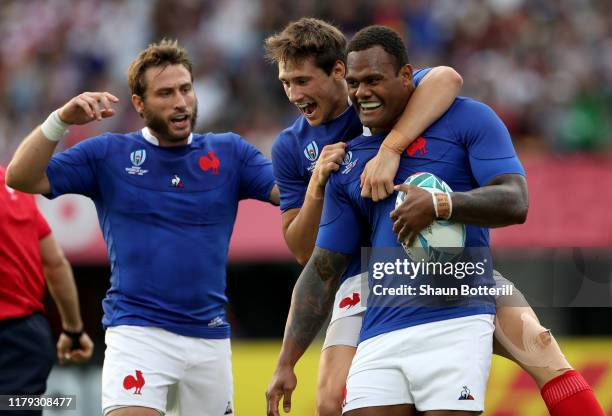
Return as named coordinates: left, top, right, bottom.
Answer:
left=1, top=0, right=611, bottom=163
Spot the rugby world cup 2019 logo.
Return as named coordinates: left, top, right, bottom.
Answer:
left=130, top=149, right=146, bottom=167
left=341, top=151, right=358, bottom=174
left=304, top=141, right=319, bottom=162
left=126, top=149, right=149, bottom=176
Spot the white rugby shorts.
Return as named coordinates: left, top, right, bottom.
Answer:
left=343, top=314, right=494, bottom=413
left=102, top=325, right=234, bottom=416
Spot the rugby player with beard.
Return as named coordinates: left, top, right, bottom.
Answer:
left=7, top=39, right=279, bottom=416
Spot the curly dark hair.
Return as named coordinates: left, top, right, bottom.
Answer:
left=347, top=25, right=408, bottom=73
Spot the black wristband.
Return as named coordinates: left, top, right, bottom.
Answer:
left=63, top=330, right=83, bottom=350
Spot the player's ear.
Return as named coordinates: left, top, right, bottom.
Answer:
left=131, top=94, right=144, bottom=118
left=332, top=60, right=346, bottom=80
left=399, top=64, right=413, bottom=88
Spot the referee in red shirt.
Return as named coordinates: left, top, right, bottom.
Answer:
left=0, top=165, right=93, bottom=415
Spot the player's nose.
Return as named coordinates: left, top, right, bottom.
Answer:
left=288, top=86, right=304, bottom=104
left=355, top=83, right=371, bottom=100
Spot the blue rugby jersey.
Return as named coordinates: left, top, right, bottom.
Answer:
left=46, top=128, right=275, bottom=338
left=316, top=97, right=525, bottom=342
left=271, top=68, right=432, bottom=281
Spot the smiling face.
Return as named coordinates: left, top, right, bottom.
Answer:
left=346, top=45, right=414, bottom=134
left=131, top=64, right=197, bottom=146
left=278, top=57, right=348, bottom=126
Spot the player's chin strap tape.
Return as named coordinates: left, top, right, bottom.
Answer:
left=63, top=330, right=83, bottom=350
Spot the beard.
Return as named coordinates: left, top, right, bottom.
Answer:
left=142, top=99, right=198, bottom=143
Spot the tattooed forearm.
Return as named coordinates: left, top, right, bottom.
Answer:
left=285, top=247, right=351, bottom=351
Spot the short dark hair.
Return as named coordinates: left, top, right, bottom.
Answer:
left=264, top=17, right=346, bottom=75
left=346, top=25, right=408, bottom=73
left=128, top=39, right=193, bottom=98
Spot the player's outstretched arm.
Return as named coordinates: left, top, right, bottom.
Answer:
left=40, top=233, right=94, bottom=365
left=266, top=247, right=350, bottom=416
left=281, top=142, right=347, bottom=265
left=6, top=91, right=118, bottom=194
left=391, top=174, right=528, bottom=245
left=360, top=66, right=463, bottom=201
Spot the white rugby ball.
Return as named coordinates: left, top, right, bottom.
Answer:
left=395, top=172, right=466, bottom=262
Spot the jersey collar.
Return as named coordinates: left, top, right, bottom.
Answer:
left=141, top=127, right=193, bottom=146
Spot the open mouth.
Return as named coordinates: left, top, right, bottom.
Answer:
left=170, top=114, right=190, bottom=129
left=296, top=101, right=317, bottom=118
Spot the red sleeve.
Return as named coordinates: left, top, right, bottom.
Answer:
left=35, top=208, right=52, bottom=240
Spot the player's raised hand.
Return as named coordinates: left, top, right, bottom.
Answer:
left=312, top=142, right=347, bottom=188
left=360, top=144, right=401, bottom=201
left=390, top=184, right=436, bottom=246
left=58, top=92, right=119, bottom=125
left=266, top=365, right=297, bottom=416
left=57, top=332, right=94, bottom=365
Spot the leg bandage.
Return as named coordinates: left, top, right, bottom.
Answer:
left=494, top=311, right=571, bottom=371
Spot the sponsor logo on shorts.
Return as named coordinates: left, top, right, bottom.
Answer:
left=339, top=292, right=360, bottom=309
left=458, top=385, right=474, bottom=400
left=126, top=149, right=149, bottom=175
left=304, top=141, right=319, bottom=162
left=406, top=136, right=428, bottom=157
left=123, top=370, right=145, bottom=395
left=199, top=151, right=220, bottom=175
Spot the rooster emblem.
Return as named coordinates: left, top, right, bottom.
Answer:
left=199, top=151, right=220, bottom=175
left=123, top=370, right=145, bottom=395
left=339, top=292, right=360, bottom=309
left=406, top=136, right=428, bottom=157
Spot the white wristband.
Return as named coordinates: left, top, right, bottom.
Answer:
left=40, top=110, right=70, bottom=142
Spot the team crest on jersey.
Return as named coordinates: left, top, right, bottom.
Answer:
left=406, top=136, right=428, bottom=157
left=304, top=141, right=319, bottom=162
left=126, top=149, right=149, bottom=176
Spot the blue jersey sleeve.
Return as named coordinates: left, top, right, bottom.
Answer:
left=412, top=67, right=432, bottom=86
left=236, top=135, right=275, bottom=201
left=315, top=176, right=362, bottom=255
left=271, top=132, right=307, bottom=212
left=449, top=99, right=525, bottom=185
left=46, top=135, right=108, bottom=199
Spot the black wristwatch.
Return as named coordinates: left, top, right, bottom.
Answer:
left=62, top=330, right=83, bottom=350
